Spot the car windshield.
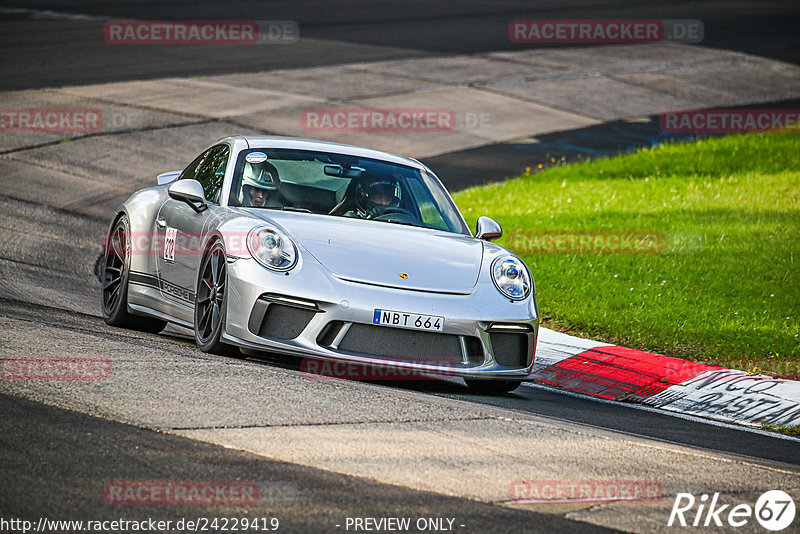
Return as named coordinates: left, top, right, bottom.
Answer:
left=230, top=148, right=469, bottom=235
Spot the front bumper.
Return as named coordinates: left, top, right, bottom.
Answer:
left=222, top=256, right=538, bottom=380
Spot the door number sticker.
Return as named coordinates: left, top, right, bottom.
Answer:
left=164, top=227, right=177, bottom=263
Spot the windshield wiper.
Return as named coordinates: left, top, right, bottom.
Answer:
left=281, top=206, right=312, bottom=213
left=257, top=206, right=313, bottom=213
left=376, top=219, right=418, bottom=228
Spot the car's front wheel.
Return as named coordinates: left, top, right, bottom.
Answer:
left=194, top=240, right=234, bottom=355
left=100, top=215, right=167, bottom=334
left=465, top=379, right=524, bottom=394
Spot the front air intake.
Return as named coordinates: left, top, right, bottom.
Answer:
left=489, top=332, right=530, bottom=367
left=337, top=323, right=463, bottom=365
left=257, top=304, right=316, bottom=340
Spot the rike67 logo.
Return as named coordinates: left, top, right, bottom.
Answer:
left=668, top=490, right=795, bottom=531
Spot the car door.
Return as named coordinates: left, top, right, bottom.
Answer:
left=156, top=144, right=230, bottom=310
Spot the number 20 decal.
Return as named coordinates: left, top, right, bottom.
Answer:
left=164, top=228, right=177, bottom=263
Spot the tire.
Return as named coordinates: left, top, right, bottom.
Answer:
left=100, top=215, right=167, bottom=334
left=464, top=379, right=524, bottom=394
left=194, top=240, right=235, bottom=355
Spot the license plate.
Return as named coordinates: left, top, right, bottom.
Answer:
left=373, top=309, right=444, bottom=331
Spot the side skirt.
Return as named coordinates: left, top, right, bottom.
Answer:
left=128, top=302, right=193, bottom=330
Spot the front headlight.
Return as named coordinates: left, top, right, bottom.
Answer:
left=247, top=226, right=297, bottom=271
left=491, top=255, right=531, bottom=300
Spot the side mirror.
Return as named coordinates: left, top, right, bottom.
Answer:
left=475, top=216, right=502, bottom=241
left=168, top=179, right=207, bottom=212
left=323, top=165, right=343, bottom=177
left=157, top=171, right=181, bottom=185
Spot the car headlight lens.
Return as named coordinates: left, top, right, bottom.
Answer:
left=491, top=255, right=531, bottom=300
left=247, top=227, right=297, bottom=271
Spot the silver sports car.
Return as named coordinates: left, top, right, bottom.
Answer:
left=100, top=136, right=538, bottom=392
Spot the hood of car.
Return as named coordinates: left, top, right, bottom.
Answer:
left=248, top=210, right=483, bottom=293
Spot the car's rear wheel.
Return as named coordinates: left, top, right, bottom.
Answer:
left=101, top=215, right=167, bottom=334
left=195, top=240, right=234, bottom=355
left=465, top=379, right=524, bottom=394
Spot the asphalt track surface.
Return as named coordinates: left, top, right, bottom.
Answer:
left=1, top=0, right=798, bottom=91
left=1, top=393, right=615, bottom=534
left=2, top=1, right=800, bottom=532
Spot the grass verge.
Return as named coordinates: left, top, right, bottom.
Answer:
left=453, top=132, right=800, bottom=374
left=760, top=423, right=800, bottom=438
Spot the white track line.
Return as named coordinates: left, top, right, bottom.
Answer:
left=0, top=7, right=104, bottom=20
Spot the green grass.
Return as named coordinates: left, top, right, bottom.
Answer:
left=760, top=423, right=800, bottom=437
left=453, top=133, right=800, bottom=373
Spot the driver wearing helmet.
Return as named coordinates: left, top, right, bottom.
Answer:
left=347, top=176, right=402, bottom=219
left=240, top=161, right=281, bottom=208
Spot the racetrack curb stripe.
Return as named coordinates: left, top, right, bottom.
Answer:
left=531, top=345, right=722, bottom=400
left=532, top=332, right=800, bottom=427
